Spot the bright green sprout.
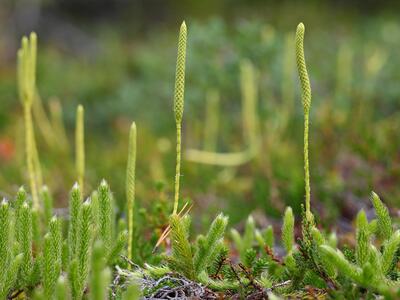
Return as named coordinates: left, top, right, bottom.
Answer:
left=282, top=207, right=294, bottom=254
left=371, top=192, right=392, bottom=240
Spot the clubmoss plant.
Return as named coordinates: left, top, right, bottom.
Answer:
left=255, top=225, right=274, bottom=248
left=0, top=182, right=127, bottom=299
left=76, top=105, right=85, bottom=195
left=231, top=215, right=255, bottom=261
left=295, top=23, right=313, bottom=222
left=0, top=200, right=11, bottom=265
left=17, top=33, right=41, bottom=210
left=42, top=217, right=62, bottom=298
left=193, top=213, right=228, bottom=274
left=90, top=242, right=110, bottom=300
left=282, top=207, right=294, bottom=254
left=55, top=276, right=68, bottom=300
left=106, top=229, right=128, bottom=265
left=126, top=122, right=136, bottom=265
left=355, top=210, right=369, bottom=266
left=14, top=187, right=27, bottom=246
left=20, top=202, right=33, bottom=287
left=0, top=200, right=22, bottom=299
left=154, top=213, right=229, bottom=284
left=371, top=192, right=392, bottom=240
left=172, top=21, right=187, bottom=215
left=316, top=194, right=400, bottom=296
left=75, top=200, right=93, bottom=299
left=1, top=254, right=22, bottom=299
left=68, top=183, right=82, bottom=260
left=41, top=185, right=53, bottom=226
left=43, top=234, right=56, bottom=297
left=98, top=180, right=113, bottom=254
left=169, top=214, right=194, bottom=279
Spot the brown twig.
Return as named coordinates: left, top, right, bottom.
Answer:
left=211, top=254, right=227, bottom=279
left=238, top=263, right=261, bottom=291
left=245, top=280, right=292, bottom=300
left=264, top=245, right=285, bottom=265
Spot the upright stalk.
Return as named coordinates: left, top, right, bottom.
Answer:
left=172, top=21, right=187, bottom=215
left=24, top=104, right=39, bottom=207
left=295, top=23, right=313, bottom=222
left=18, top=33, right=41, bottom=210
left=126, top=122, right=137, bottom=265
left=75, top=105, right=85, bottom=195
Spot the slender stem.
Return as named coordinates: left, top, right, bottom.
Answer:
left=304, top=112, right=311, bottom=218
left=31, top=118, right=43, bottom=190
left=76, top=105, right=85, bottom=196
left=173, top=123, right=182, bottom=215
left=126, top=122, right=136, bottom=266
left=24, top=104, right=39, bottom=209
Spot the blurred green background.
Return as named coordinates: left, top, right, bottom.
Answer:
left=1, top=0, right=400, bottom=230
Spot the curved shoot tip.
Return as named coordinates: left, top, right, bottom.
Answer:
left=295, top=21, right=311, bottom=113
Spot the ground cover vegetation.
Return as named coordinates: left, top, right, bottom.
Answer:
left=1, top=19, right=400, bottom=299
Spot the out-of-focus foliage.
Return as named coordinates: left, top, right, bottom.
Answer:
left=1, top=7, right=400, bottom=228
